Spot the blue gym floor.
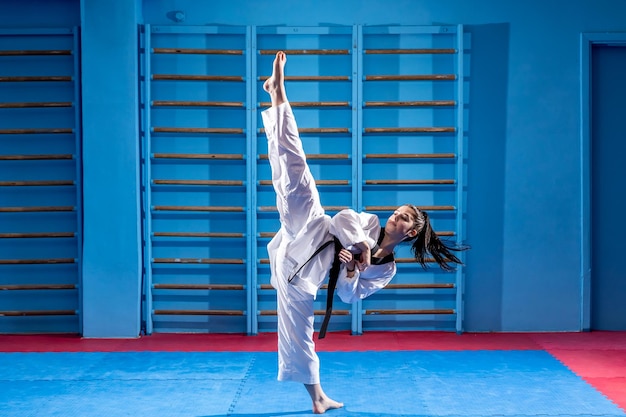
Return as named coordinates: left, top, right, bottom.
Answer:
left=1, top=350, right=624, bottom=417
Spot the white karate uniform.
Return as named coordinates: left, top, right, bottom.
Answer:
left=262, top=102, right=397, bottom=385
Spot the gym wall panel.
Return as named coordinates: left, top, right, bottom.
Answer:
left=0, top=28, right=82, bottom=334
left=141, top=24, right=467, bottom=335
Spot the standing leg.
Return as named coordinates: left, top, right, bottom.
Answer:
left=262, top=51, right=343, bottom=414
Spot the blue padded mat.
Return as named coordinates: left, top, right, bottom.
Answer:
left=0, top=350, right=624, bottom=417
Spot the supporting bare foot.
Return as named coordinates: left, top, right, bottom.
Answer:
left=263, top=51, right=288, bottom=107
left=305, top=383, right=344, bottom=414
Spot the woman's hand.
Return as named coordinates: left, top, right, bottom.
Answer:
left=353, top=241, right=371, bottom=272
left=338, top=248, right=356, bottom=277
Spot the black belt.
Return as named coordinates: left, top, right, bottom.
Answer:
left=289, top=233, right=394, bottom=339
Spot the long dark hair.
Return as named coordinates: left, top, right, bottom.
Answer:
left=405, top=205, right=468, bottom=271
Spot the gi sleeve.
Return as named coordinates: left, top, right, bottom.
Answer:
left=329, top=209, right=379, bottom=251
left=336, top=263, right=396, bottom=304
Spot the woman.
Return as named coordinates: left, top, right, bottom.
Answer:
left=262, top=51, right=465, bottom=414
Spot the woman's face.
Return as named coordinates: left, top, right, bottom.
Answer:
left=385, top=205, right=418, bottom=239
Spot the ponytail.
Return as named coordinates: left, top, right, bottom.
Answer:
left=407, top=207, right=468, bottom=271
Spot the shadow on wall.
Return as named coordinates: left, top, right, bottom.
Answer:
left=463, top=23, right=510, bottom=331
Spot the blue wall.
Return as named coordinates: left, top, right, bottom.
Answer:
left=2, top=0, right=625, bottom=334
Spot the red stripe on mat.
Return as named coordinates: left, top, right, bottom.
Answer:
left=0, top=331, right=545, bottom=352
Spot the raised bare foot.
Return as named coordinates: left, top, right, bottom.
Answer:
left=263, top=51, right=287, bottom=106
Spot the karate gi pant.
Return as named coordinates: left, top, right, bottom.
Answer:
left=262, top=102, right=334, bottom=385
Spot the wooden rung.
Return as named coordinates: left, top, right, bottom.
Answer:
left=259, top=179, right=349, bottom=186
left=258, top=205, right=348, bottom=212
left=152, top=100, right=244, bottom=107
left=153, top=127, right=244, bottom=134
left=259, top=101, right=349, bottom=108
left=365, top=127, right=456, bottom=133
left=365, top=49, right=456, bottom=54
left=0, top=232, right=75, bottom=238
left=0, top=154, right=73, bottom=161
left=366, top=74, right=456, bottom=81
left=0, top=284, right=76, bottom=291
left=0, top=310, right=76, bottom=316
left=0, top=76, right=72, bottom=82
left=260, top=49, right=349, bottom=55
left=0, top=258, right=75, bottom=265
left=0, top=102, right=72, bottom=109
left=154, top=232, right=243, bottom=238
left=365, top=153, right=456, bottom=159
left=0, top=128, right=73, bottom=135
left=153, top=74, right=244, bottom=82
left=259, top=310, right=350, bottom=316
left=364, top=100, right=456, bottom=107
left=153, top=180, right=243, bottom=186
left=259, top=75, right=350, bottom=81
left=153, top=258, right=244, bottom=265
left=0, top=180, right=74, bottom=187
left=154, top=284, right=244, bottom=290
left=365, top=179, right=455, bottom=185
left=395, top=257, right=441, bottom=264
left=365, top=309, right=455, bottom=315
left=259, top=154, right=348, bottom=160
left=153, top=153, right=243, bottom=160
left=152, top=48, right=243, bottom=55
left=384, top=283, right=455, bottom=290
left=259, top=127, right=349, bottom=134
left=259, top=284, right=330, bottom=291
left=153, top=205, right=243, bottom=212
left=259, top=232, right=276, bottom=238
left=365, top=205, right=456, bottom=211
left=0, top=206, right=74, bottom=213
left=154, top=309, right=244, bottom=316
left=0, top=50, right=72, bottom=56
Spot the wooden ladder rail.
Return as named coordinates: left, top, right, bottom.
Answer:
left=152, top=127, right=244, bottom=134
left=0, top=154, right=73, bottom=161
left=152, top=48, right=243, bottom=55
left=152, top=153, right=243, bottom=160
left=259, top=49, right=350, bottom=55
left=0, top=206, right=75, bottom=213
left=364, top=48, right=456, bottom=54
left=0, top=180, right=74, bottom=186
left=0, top=232, right=75, bottom=238
left=152, top=206, right=244, bottom=212
left=0, top=258, right=75, bottom=265
left=152, top=74, right=243, bottom=82
left=258, top=75, right=350, bottom=81
left=153, top=310, right=244, bottom=316
left=259, top=101, right=350, bottom=108
left=153, top=232, right=244, bottom=238
left=0, top=310, right=76, bottom=317
left=364, top=127, right=456, bottom=134
left=0, top=50, right=72, bottom=56
left=152, top=258, right=244, bottom=265
left=0, top=76, right=72, bottom=82
left=0, top=128, right=73, bottom=135
left=152, top=101, right=245, bottom=107
left=258, top=153, right=349, bottom=161
left=364, top=153, right=456, bottom=159
left=0, top=102, right=73, bottom=109
left=365, top=179, right=455, bottom=185
left=152, top=180, right=244, bottom=186
left=365, top=74, right=456, bottom=81
left=259, top=127, right=350, bottom=134
left=258, top=179, right=349, bottom=186
left=259, top=310, right=350, bottom=316
left=0, top=284, right=76, bottom=290
left=364, top=100, right=456, bottom=107
left=153, top=284, right=244, bottom=290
